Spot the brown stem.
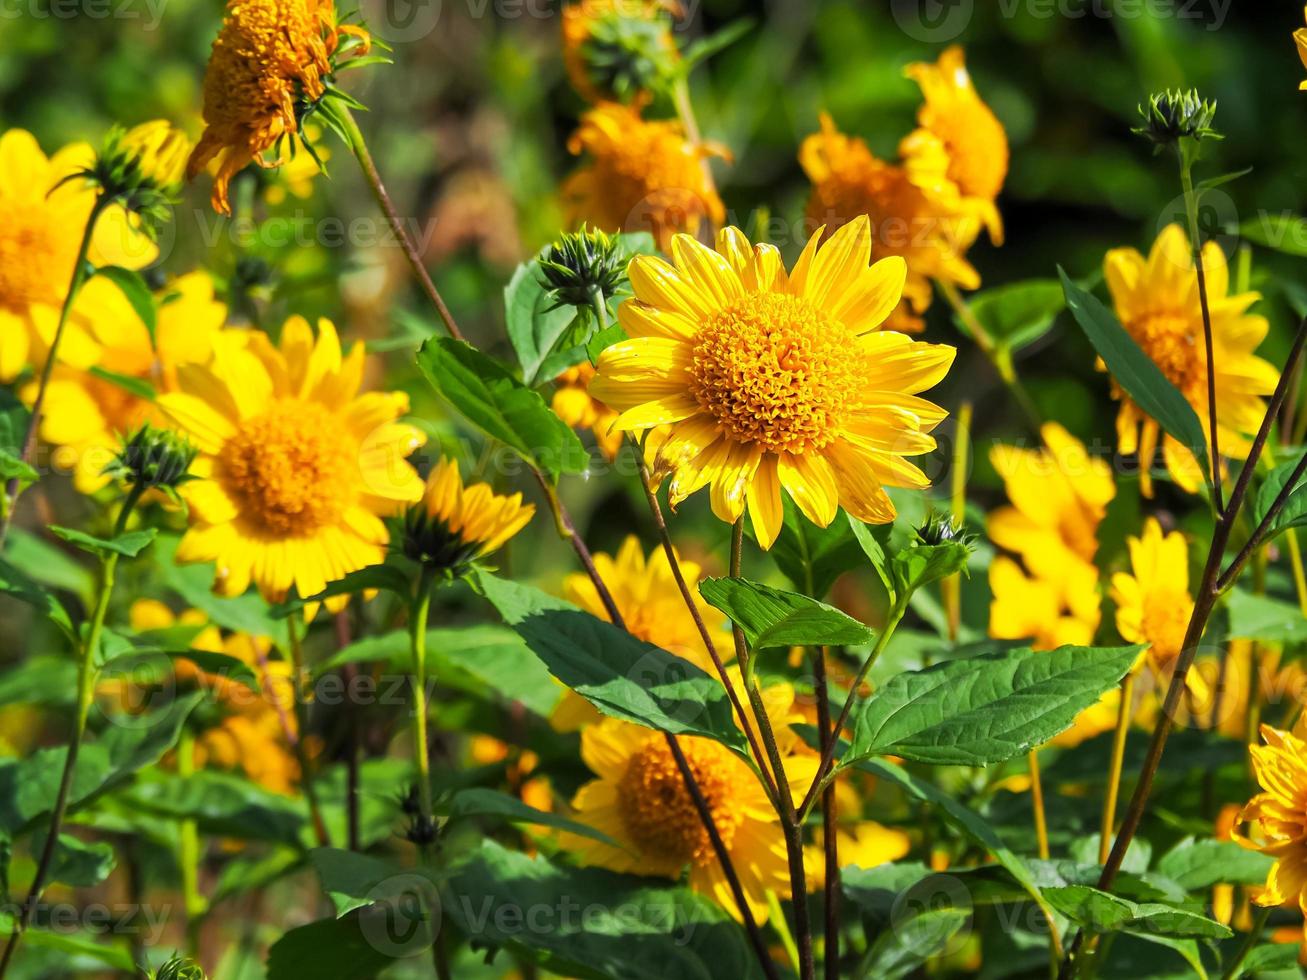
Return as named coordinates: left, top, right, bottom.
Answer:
left=633, top=454, right=779, bottom=801
left=812, top=649, right=840, bottom=980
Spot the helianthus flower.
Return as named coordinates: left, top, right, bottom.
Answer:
left=402, top=456, right=535, bottom=573
left=900, top=45, right=1008, bottom=244
left=558, top=712, right=815, bottom=921
left=189, top=0, right=370, bottom=214
left=799, top=113, right=980, bottom=332
left=551, top=535, right=732, bottom=732
left=551, top=362, right=623, bottom=461
left=31, top=272, right=232, bottom=492
left=562, top=102, right=726, bottom=249
left=589, top=217, right=954, bottom=549
left=988, top=422, right=1114, bottom=629
left=158, top=316, right=426, bottom=606
left=0, top=129, right=157, bottom=382
left=562, top=0, right=680, bottom=104
left=1104, top=224, right=1277, bottom=496
left=1110, top=517, right=1205, bottom=698
left=1237, top=722, right=1307, bottom=916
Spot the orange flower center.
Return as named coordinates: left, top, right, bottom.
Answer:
left=616, top=735, right=747, bottom=866
left=688, top=292, right=861, bottom=455
left=219, top=400, right=354, bottom=535
left=0, top=204, right=78, bottom=311
left=1142, top=586, right=1193, bottom=666
left=1126, top=311, right=1206, bottom=396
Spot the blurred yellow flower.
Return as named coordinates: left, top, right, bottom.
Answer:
left=590, top=219, right=953, bottom=549
left=558, top=714, right=815, bottom=922
left=901, top=45, right=1008, bottom=245
left=551, top=362, right=623, bottom=461
left=264, top=123, right=327, bottom=205
left=158, top=316, right=426, bottom=606
left=563, top=102, right=726, bottom=249
left=1104, top=224, right=1277, bottom=496
left=1296, top=8, right=1307, bottom=91
left=0, top=129, right=157, bottom=382
left=562, top=0, right=680, bottom=104
left=1238, top=723, right=1307, bottom=913
left=1111, top=517, right=1204, bottom=698
left=403, top=456, right=535, bottom=571
left=29, top=272, right=232, bottom=492
left=799, top=113, right=980, bottom=333
left=805, top=821, right=910, bottom=889
left=189, top=0, right=370, bottom=214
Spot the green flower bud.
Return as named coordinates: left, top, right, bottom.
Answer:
left=582, top=12, right=679, bottom=103
left=154, top=955, right=207, bottom=980
left=103, top=424, right=197, bottom=491
left=63, top=121, right=190, bottom=238
left=539, top=226, right=627, bottom=309
left=1134, top=89, right=1221, bottom=148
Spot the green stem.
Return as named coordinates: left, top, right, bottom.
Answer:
left=0, top=196, right=109, bottom=549
left=286, top=616, right=330, bottom=848
left=937, top=280, right=1041, bottom=430
left=410, top=567, right=436, bottom=831
left=337, top=107, right=465, bottom=343
left=177, top=725, right=204, bottom=953
left=0, top=481, right=142, bottom=977
left=1218, top=905, right=1271, bottom=980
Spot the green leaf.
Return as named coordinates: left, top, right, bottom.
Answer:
left=41, top=832, right=116, bottom=888
left=266, top=910, right=405, bottom=980
left=887, top=541, right=972, bottom=596
left=0, top=657, right=77, bottom=711
left=847, top=515, right=894, bottom=596
left=443, top=839, right=766, bottom=980
left=857, top=904, right=969, bottom=980
left=416, top=337, right=586, bottom=482
left=0, top=555, right=75, bottom=642
left=1225, top=590, right=1307, bottom=644
left=0, top=449, right=37, bottom=488
left=1155, top=838, right=1275, bottom=891
left=123, top=770, right=304, bottom=844
left=48, top=525, right=157, bottom=559
left=6, top=528, right=95, bottom=598
left=1058, top=267, right=1209, bottom=482
left=505, top=256, right=582, bottom=384
left=87, top=365, right=155, bottom=402
left=1251, top=452, right=1307, bottom=541
left=848, top=644, right=1141, bottom=765
left=854, top=757, right=1060, bottom=941
left=964, top=278, right=1065, bottom=353
left=681, top=18, right=755, bottom=70
left=1241, top=213, right=1307, bottom=258
left=309, top=847, right=419, bottom=917
left=1044, top=884, right=1232, bottom=939
left=444, top=787, right=622, bottom=848
left=698, top=576, right=875, bottom=650
left=152, top=535, right=288, bottom=646
left=93, top=265, right=157, bottom=341
left=475, top=572, right=745, bottom=752
left=758, top=495, right=868, bottom=598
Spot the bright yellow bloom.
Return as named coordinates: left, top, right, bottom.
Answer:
left=1238, top=723, right=1307, bottom=915
left=403, top=457, right=535, bottom=570
left=121, top=120, right=191, bottom=192
left=551, top=362, right=623, bottom=461
left=1296, top=7, right=1307, bottom=91
left=551, top=535, right=732, bottom=732
left=989, top=557, right=1099, bottom=653
left=1111, top=517, right=1205, bottom=698
left=988, top=422, right=1113, bottom=630
left=158, top=316, right=426, bottom=606
left=901, top=45, right=1008, bottom=245
left=559, top=712, right=815, bottom=922
left=562, top=102, right=726, bottom=249
left=30, top=272, right=231, bottom=492
left=1104, top=224, right=1278, bottom=496
left=0, top=129, right=157, bottom=382
left=805, top=821, right=911, bottom=889
left=590, top=218, right=954, bottom=549
left=799, top=113, right=980, bottom=333
left=562, top=0, right=679, bottom=104
left=189, top=0, right=369, bottom=214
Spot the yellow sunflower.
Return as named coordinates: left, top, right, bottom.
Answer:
left=799, top=113, right=980, bottom=333
left=0, top=128, right=157, bottom=382
left=1104, top=224, right=1277, bottom=496
left=551, top=535, right=732, bottom=732
left=551, top=362, right=623, bottom=461
left=562, top=102, right=726, bottom=249
left=158, top=316, right=426, bottom=606
left=588, top=217, right=954, bottom=549
left=402, top=456, right=535, bottom=571
left=31, top=272, right=232, bottom=492
left=989, top=557, right=1099, bottom=653
left=1238, top=722, right=1307, bottom=916
left=189, top=0, right=370, bottom=214
left=900, top=45, right=1008, bottom=244
left=558, top=712, right=816, bottom=922
left=1296, top=8, right=1307, bottom=91
left=1110, top=517, right=1205, bottom=698
left=562, top=0, right=680, bottom=104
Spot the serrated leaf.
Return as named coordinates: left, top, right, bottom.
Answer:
left=416, top=337, right=586, bottom=482
left=1059, top=267, right=1210, bottom=484
left=848, top=644, right=1142, bottom=766
left=698, top=576, right=874, bottom=650
left=1155, top=838, right=1275, bottom=891
left=48, top=525, right=157, bottom=558
left=475, top=572, right=744, bottom=752
left=1044, top=884, right=1231, bottom=939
